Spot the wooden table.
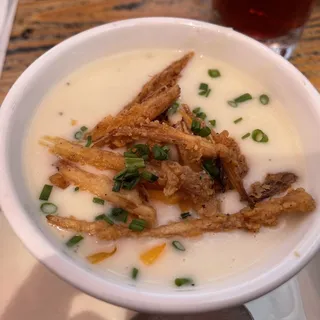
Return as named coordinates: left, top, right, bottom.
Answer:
left=0, top=0, right=319, bottom=103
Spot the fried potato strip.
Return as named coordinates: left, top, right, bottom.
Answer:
left=47, top=188, right=315, bottom=240
left=56, top=161, right=156, bottom=226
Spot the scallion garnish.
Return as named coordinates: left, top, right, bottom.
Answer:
left=112, top=180, right=122, bottom=192
left=131, top=267, right=139, bottom=280
left=180, top=212, right=191, bottom=219
left=198, top=126, right=211, bottom=137
left=74, top=131, right=83, bottom=140
left=128, top=144, right=150, bottom=160
left=228, top=93, right=252, bottom=107
left=202, top=159, right=220, bottom=179
left=74, top=187, right=79, bottom=192
left=167, top=101, right=180, bottom=116
left=129, top=218, right=147, bottom=232
left=80, top=126, right=88, bottom=132
left=234, top=117, right=243, bottom=124
left=123, top=151, right=138, bottom=158
left=208, top=69, right=221, bottom=78
left=191, top=119, right=201, bottom=134
left=241, top=132, right=250, bottom=140
left=209, top=119, right=216, bottom=127
left=125, top=157, right=145, bottom=169
left=259, top=94, right=270, bottom=105
left=174, top=278, right=194, bottom=287
left=110, top=208, right=128, bottom=223
left=192, top=107, right=201, bottom=114
left=113, top=168, right=141, bottom=192
left=172, top=240, right=185, bottom=251
left=252, top=129, right=269, bottom=143
left=39, top=184, right=53, bottom=201
left=122, top=177, right=140, bottom=190
left=152, top=145, right=170, bottom=161
left=141, top=171, right=159, bottom=182
left=192, top=107, right=206, bottom=120
left=85, top=135, right=92, bottom=147
left=40, top=202, right=58, bottom=215
left=198, top=83, right=211, bottom=97
left=66, top=235, right=83, bottom=247
left=95, top=213, right=114, bottom=225
left=93, top=197, right=105, bottom=205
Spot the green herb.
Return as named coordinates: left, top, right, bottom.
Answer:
left=141, top=171, right=159, bottom=182
left=123, top=152, right=138, bottom=158
left=228, top=93, right=252, bottom=108
left=174, top=278, right=194, bottom=287
left=234, top=117, right=243, bottom=124
left=113, top=167, right=141, bottom=191
left=152, top=145, right=170, bottom=161
left=209, top=119, right=216, bottom=127
left=198, top=83, right=211, bottom=97
left=39, top=184, right=53, bottom=201
left=125, top=157, right=145, bottom=169
left=74, top=187, right=79, bottom=192
left=252, top=129, right=269, bottom=143
left=85, top=135, right=92, bottom=147
left=127, top=144, right=150, bottom=160
left=131, top=267, right=139, bottom=280
left=93, top=197, right=105, bottom=205
left=66, top=235, right=83, bottom=247
left=191, top=119, right=201, bottom=134
left=95, top=213, right=114, bottom=225
left=112, top=181, right=122, bottom=192
left=208, top=69, right=221, bottom=78
left=198, top=126, right=211, bottom=137
left=180, top=212, right=191, bottom=219
left=192, top=107, right=201, bottom=114
left=40, top=202, right=58, bottom=215
left=202, top=159, right=220, bottom=179
left=110, top=208, right=128, bottom=223
left=192, top=107, right=206, bottom=120
left=129, top=219, right=147, bottom=232
left=74, top=131, right=83, bottom=140
left=80, top=126, right=88, bottom=132
left=172, top=240, right=185, bottom=251
left=259, top=94, right=270, bottom=105
left=167, top=101, right=180, bottom=116
left=241, top=132, right=250, bottom=140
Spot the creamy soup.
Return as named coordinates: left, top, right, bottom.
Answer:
left=24, top=49, right=306, bottom=287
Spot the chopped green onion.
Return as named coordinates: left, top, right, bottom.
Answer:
left=198, top=127, right=211, bottom=137
left=39, top=184, right=53, bottom=201
left=199, top=83, right=208, bottom=91
left=85, top=135, right=92, bottom=147
left=180, top=212, right=191, bottom=219
left=198, top=83, right=211, bottom=97
left=259, top=94, right=270, bottom=105
left=252, top=129, right=269, bottom=143
left=93, top=197, right=105, bottom=205
left=110, top=208, right=128, bottom=223
left=112, top=180, right=122, bottom=192
left=191, top=119, right=201, bottom=134
left=234, top=117, right=243, bottom=124
left=123, top=151, right=138, bottom=158
left=74, top=187, right=79, bottom=192
left=125, top=157, right=145, bottom=169
left=141, top=171, right=159, bottom=182
left=205, top=89, right=211, bottom=97
left=192, top=107, right=201, bottom=114
left=167, top=102, right=180, bottom=116
left=197, top=112, right=207, bottom=120
left=40, top=202, right=58, bottom=215
left=208, top=69, right=221, bottom=78
left=128, top=144, right=150, bottom=160
left=122, top=177, right=140, bottom=190
left=202, top=159, right=220, bottom=179
left=74, top=131, right=83, bottom=140
left=95, top=213, right=114, bottom=225
left=174, top=278, right=194, bottom=287
left=241, top=132, right=250, bottom=140
left=228, top=100, right=238, bottom=108
left=172, top=240, right=185, bottom=251
left=152, top=145, right=170, bottom=161
left=234, top=93, right=252, bottom=103
left=80, top=126, right=88, bottom=132
left=131, top=267, right=139, bottom=280
left=209, top=119, right=216, bottom=127
left=66, top=235, right=83, bottom=247
left=129, top=218, right=147, bottom=231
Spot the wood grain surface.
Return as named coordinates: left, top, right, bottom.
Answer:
left=0, top=0, right=319, bottom=103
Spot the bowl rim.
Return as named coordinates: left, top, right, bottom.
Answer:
left=1, top=17, right=320, bottom=313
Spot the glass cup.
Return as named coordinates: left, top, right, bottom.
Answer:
left=212, top=0, right=316, bottom=59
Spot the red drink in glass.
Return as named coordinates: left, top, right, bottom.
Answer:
left=212, top=0, right=315, bottom=58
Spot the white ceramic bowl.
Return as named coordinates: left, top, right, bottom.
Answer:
left=1, top=18, right=320, bottom=313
